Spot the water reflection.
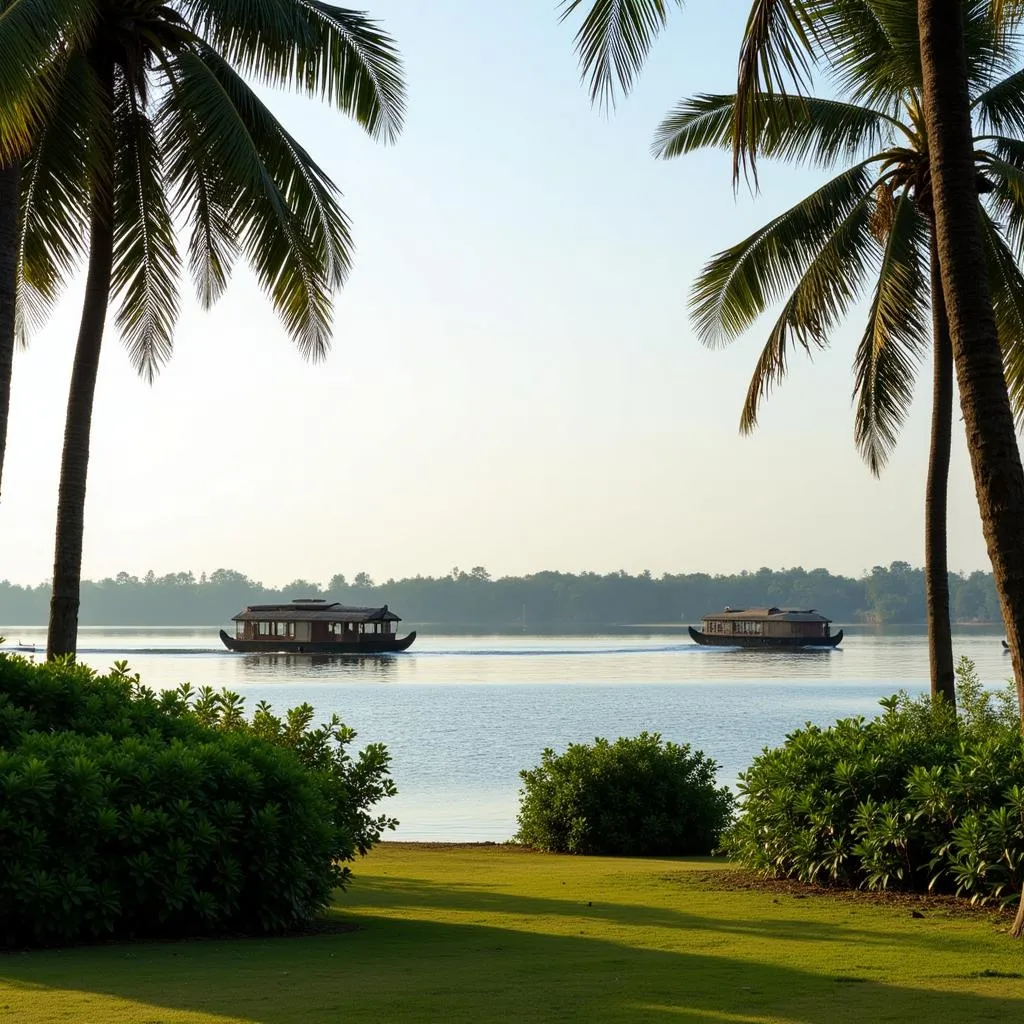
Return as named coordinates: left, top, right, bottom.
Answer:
left=239, top=652, right=400, bottom=680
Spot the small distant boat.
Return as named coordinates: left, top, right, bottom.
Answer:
left=688, top=607, right=843, bottom=649
left=7, top=641, right=38, bottom=653
left=219, top=599, right=416, bottom=654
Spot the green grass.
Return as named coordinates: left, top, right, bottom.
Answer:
left=2, top=843, right=1022, bottom=1023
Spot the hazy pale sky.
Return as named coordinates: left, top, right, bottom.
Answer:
left=0, top=1, right=1003, bottom=587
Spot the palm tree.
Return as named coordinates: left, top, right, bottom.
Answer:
left=560, top=0, right=1024, bottom=695
left=655, top=4, right=1024, bottom=706
left=0, top=1, right=405, bottom=658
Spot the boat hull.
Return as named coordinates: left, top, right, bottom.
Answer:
left=219, top=628, right=416, bottom=654
left=688, top=626, right=843, bottom=649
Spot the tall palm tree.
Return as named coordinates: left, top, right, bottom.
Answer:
left=655, top=3, right=1024, bottom=706
left=560, top=0, right=1024, bottom=687
left=0, top=1, right=405, bottom=658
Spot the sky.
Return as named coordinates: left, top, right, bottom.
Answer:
left=0, top=0, right=1006, bottom=588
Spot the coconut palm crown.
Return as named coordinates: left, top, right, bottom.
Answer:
left=2, top=0, right=405, bottom=375
left=658, top=1, right=1024, bottom=469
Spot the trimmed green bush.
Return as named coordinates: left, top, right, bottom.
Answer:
left=724, top=657, right=1024, bottom=906
left=515, top=732, right=734, bottom=855
left=0, top=654, right=396, bottom=946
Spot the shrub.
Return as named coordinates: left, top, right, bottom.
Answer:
left=0, top=654, right=397, bottom=946
left=515, top=732, right=734, bottom=856
left=724, top=657, right=1024, bottom=906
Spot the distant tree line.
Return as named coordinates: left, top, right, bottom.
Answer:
left=0, top=562, right=1002, bottom=629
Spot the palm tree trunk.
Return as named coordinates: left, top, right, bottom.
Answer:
left=0, top=162, right=19, bottom=502
left=917, top=0, right=1024, bottom=938
left=46, top=59, right=115, bottom=660
left=46, top=187, right=114, bottom=658
left=926, top=229, right=955, bottom=706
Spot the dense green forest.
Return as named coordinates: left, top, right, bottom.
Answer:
left=0, top=562, right=1002, bottom=628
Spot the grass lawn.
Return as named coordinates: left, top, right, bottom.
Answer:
left=1, top=843, right=1022, bottom=1023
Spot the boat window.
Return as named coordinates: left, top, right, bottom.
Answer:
left=274, top=622, right=292, bottom=637
left=236, top=622, right=246, bottom=638
left=258, top=621, right=270, bottom=635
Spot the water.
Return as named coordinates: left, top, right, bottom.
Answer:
left=1, top=626, right=1013, bottom=841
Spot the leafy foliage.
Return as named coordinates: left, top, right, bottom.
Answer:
left=724, top=657, right=1024, bottom=905
left=0, top=652, right=396, bottom=946
left=516, top=732, right=733, bottom=856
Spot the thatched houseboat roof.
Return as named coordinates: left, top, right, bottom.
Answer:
left=233, top=599, right=401, bottom=623
left=701, top=607, right=831, bottom=623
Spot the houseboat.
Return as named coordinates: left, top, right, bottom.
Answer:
left=688, top=607, right=842, bottom=648
left=219, top=599, right=416, bottom=654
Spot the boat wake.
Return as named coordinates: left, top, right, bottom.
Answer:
left=414, top=643, right=697, bottom=658
left=0, top=646, right=229, bottom=657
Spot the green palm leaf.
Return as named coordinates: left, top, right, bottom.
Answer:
left=852, top=192, right=929, bottom=474
left=691, top=161, right=875, bottom=345
left=739, top=187, right=875, bottom=432
left=558, top=0, right=683, bottom=107
left=16, top=50, right=98, bottom=343
left=110, top=83, right=180, bottom=382
left=981, top=138, right=1024, bottom=260
left=813, top=0, right=921, bottom=109
left=655, top=91, right=896, bottom=166
left=733, top=0, right=817, bottom=181
left=974, top=67, right=1024, bottom=134
left=158, top=66, right=239, bottom=308
left=0, top=0, right=96, bottom=160
left=181, top=0, right=405, bottom=141
left=166, top=46, right=352, bottom=359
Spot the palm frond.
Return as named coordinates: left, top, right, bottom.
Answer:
left=738, top=186, right=876, bottom=432
left=811, top=0, right=1008, bottom=110
left=973, top=67, right=1024, bottom=133
left=981, top=139, right=1024, bottom=260
left=16, top=50, right=98, bottom=343
left=0, top=0, right=97, bottom=161
left=557, top=0, right=683, bottom=108
left=110, top=82, right=179, bottom=382
left=813, top=0, right=920, bottom=109
left=655, top=90, right=895, bottom=166
left=690, top=161, right=875, bottom=345
left=733, top=0, right=817, bottom=183
left=852, top=192, right=929, bottom=474
left=180, top=0, right=405, bottom=141
left=164, top=47, right=353, bottom=360
left=980, top=206, right=1024, bottom=422
left=157, top=64, right=239, bottom=308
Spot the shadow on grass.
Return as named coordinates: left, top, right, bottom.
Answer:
left=0, top=908, right=1020, bottom=1023
left=360, top=873, right=992, bottom=954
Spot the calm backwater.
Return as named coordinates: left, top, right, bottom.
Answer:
left=2, top=626, right=1013, bottom=841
